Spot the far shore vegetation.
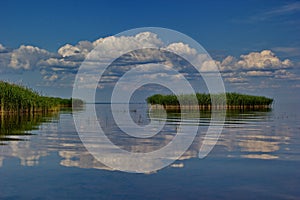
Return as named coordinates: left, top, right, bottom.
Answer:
left=0, top=81, right=83, bottom=113
left=147, top=93, right=273, bottom=110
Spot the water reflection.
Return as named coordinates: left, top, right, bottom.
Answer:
left=0, top=104, right=298, bottom=172
left=0, top=112, right=59, bottom=167
left=0, top=112, right=58, bottom=142
left=218, top=110, right=292, bottom=160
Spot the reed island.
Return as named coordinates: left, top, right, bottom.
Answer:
left=147, top=93, right=273, bottom=110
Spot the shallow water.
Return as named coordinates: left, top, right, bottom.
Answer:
left=0, top=103, right=299, bottom=199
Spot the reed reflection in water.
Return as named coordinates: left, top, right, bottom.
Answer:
left=0, top=111, right=59, bottom=166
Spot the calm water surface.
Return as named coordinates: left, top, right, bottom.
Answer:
left=0, top=103, right=299, bottom=199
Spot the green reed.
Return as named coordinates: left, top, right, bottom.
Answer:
left=146, top=93, right=273, bottom=107
left=0, top=81, right=83, bottom=113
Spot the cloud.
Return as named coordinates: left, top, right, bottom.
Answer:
left=39, top=57, right=79, bottom=68
left=39, top=32, right=166, bottom=83
left=0, top=52, right=11, bottom=73
left=90, top=32, right=163, bottom=61
left=225, top=77, right=248, bottom=83
left=0, top=32, right=298, bottom=92
left=0, top=44, right=13, bottom=73
left=220, top=50, right=293, bottom=72
left=272, top=47, right=300, bottom=57
left=0, top=44, right=6, bottom=52
left=2, top=35, right=292, bottom=82
left=274, top=69, right=299, bottom=80
left=8, top=45, right=53, bottom=70
left=58, top=41, right=94, bottom=60
left=263, top=2, right=300, bottom=18
left=249, top=2, right=300, bottom=22
left=218, top=50, right=298, bottom=90
left=47, top=74, right=58, bottom=81
left=233, top=2, right=300, bottom=24
left=164, top=42, right=197, bottom=58
left=241, top=71, right=273, bottom=77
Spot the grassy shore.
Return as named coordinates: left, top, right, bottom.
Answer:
left=0, top=81, right=83, bottom=113
left=147, top=93, right=273, bottom=110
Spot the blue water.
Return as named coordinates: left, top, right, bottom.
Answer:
left=0, top=103, right=299, bottom=199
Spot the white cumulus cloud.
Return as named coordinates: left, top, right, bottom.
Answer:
left=8, top=45, right=52, bottom=70
left=90, top=32, right=164, bottom=61
left=220, top=50, right=293, bottom=71
left=58, top=40, right=93, bottom=59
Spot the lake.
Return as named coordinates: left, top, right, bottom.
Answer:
left=0, top=103, right=299, bottom=199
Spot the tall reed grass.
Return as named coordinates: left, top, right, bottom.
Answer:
left=147, top=93, right=273, bottom=109
left=0, top=81, right=83, bottom=113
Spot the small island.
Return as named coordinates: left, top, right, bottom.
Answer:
left=147, top=93, right=273, bottom=110
left=0, top=81, right=83, bottom=114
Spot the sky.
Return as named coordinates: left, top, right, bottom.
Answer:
left=0, top=0, right=299, bottom=103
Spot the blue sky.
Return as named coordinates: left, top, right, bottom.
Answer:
left=0, top=0, right=299, bottom=103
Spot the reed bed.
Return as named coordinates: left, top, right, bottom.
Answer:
left=147, top=93, right=273, bottom=110
left=0, top=81, right=83, bottom=113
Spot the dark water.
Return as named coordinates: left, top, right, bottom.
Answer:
left=0, top=103, right=299, bottom=199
